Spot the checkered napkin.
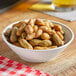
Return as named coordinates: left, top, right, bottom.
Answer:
left=0, top=56, right=51, bottom=76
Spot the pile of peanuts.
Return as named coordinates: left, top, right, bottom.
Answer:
left=4, top=19, right=65, bottom=50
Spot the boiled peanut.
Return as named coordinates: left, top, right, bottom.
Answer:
left=16, top=24, right=26, bottom=36
left=56, top=31, right=64, bottom=40
left=13, top=42, right=21, bottom=47
left=21, top=32, right=27, bottom=39
left=28, top=19, right=35, bottom=27
left=54, top=25, right=62, bottom=31
left=34, top=46, right=49, bottom=50
left=44, top=20, right=54, bottom=27
left=4, top=28, right=12, bottom=37
left=44, top=21, right=52, bottom=31
left=10, top=27, right=18, bottom=43
left=26, top=33, right=35, bottom=40
left=29, top=39, right=41, bottom=46
left=40, top=26, right=52, bottom=35
left=39, top=40, right=52, bottom=47
left=49, top=22, right=54, bottom=27
left=49, top=46, right=57, bottom=49
left=44, top=20, right=49, bottom=27
left=33, top=25, right=38, bottom=32
left=39, top=26, right=48, bottom=31
left=18, top=38, right=33, bottom=49
left=35, top=19, right=44, bottom=26
left=13, top=21, right=26, bottom=28
left=45, top=30, right=55, bottom=35
left=34, top=46, right=57, bottom=50
left=25, top=25, right=33, bottom=34
left=52, top=32, right=64, bottom=46
left=60, top=30, right=64, bottom=34
left=41, top=33, right=51, bottom=40
left=29, top=39, right=52, bottom=47
left=35, top=29, right=43, bottom=38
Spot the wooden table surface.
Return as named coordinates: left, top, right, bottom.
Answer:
left=0, top=0, right=76, bottom=76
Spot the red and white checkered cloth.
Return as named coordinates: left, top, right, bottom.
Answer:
left=0, top=56, right=52, bottom=76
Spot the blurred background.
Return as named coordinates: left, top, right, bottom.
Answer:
left=0, top=0, right=76, bottom=13
left=0, top=0, right=38, bottom=14
left=0, top=0, right=76, bottom=21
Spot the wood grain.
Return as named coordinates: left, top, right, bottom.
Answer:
left=0, top=0, right=76, bottom=76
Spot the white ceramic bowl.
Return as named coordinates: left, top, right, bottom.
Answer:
left=2, top=19, right=74, bottom=63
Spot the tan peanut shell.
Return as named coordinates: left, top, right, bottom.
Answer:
left=18, top=38, right=33, bottom=49
left=44, top=21, right=52, bottom=31
left=10, top=27, right=18, bottom=43
left=34, top=46, right=49, bottom=50
left=25, top=25, right=33, bottom=34
left=28, top=19, right=35, bottom=27
left=13, top=42, right=21, bottom=47
left=41, top=33, right=51, bottom=40
left=13, top=21, right=26, bottom=28
left=44, top=20, right=50, bottom=27
left=29, top=39, right=52, bottom=47
left=21, top=32, right=27, bottom=39
left=35, top=29, right=43, bottom=38
left=60, top=30, right=64, bottom=34
left=26, top=33, right=35, bottom=40
left=34, top=46, right=57, bottom=50
left=16, top=23, right=26, bottom=36
left=49, top=46, right=57, bottom=49
left=49, top=22, right=54, bottom=27
left=39, top=40, right=52, bottom=47
left=39, top=26, right=48, bottom=32
left=56, top=31, right=64, bottom=40
left=45, top=30, right=55, bottom=35
left=44, top=20, right=54, bottom=27
left=52, top=32, right=64, bottom=46
left=54, top=24, right=62, bottom=31
left=4, top=29, right=12, bottom=37
left=33, top=25, right=38, bottom=32
left=35, top=19, right=44, bottom=26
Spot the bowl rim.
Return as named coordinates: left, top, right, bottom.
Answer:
left=2, top=19, right=74, bottom=51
